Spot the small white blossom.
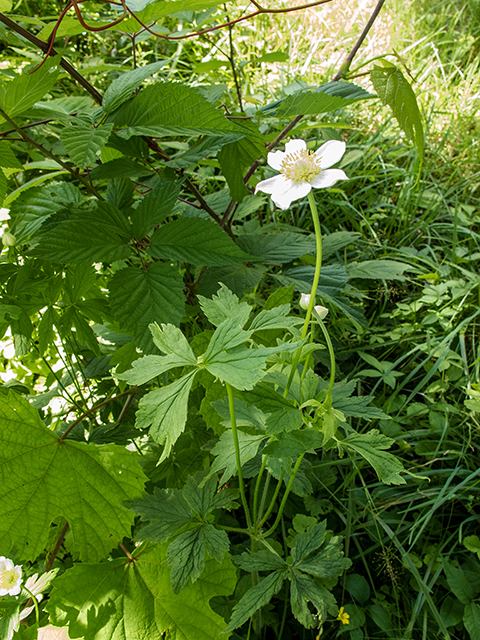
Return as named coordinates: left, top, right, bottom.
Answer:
left=314, top=305, right=329, bottom=320
left=0, top=557, right=22, bottom=596
left=299, top=293, right=311, bottom=310
left=255, top=139, right=348, bottom=210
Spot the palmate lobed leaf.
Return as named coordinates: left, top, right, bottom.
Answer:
left=0, top=390, right=147, bottom=562
left=341, top=429, right=406, bottom=485
left=46, top=542, right=236, bottom=640
left=135, top=371, right=198, bottom=461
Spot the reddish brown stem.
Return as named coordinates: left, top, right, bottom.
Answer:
left=45, top=521, right=69, bottom=573
left=60, top=389, right=137, bottom=440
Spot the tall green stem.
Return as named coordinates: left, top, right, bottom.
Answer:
left=263, top=453, right=305, bottom=538
left=226, top=382, right=252, bottom=530
left=315, top=312, right=336, bottom=399
left=284, top=191, right=323, bottom=399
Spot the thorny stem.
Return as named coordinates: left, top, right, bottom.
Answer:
left=226, top=8, right=244, bottom=113
left=243, top=0, right=386, bottom=184
left=0, top=13, right=104, bottom=103
left=332, top=0, right=386, bottom=80
left=60, top=389, right=137, bottom=440
left=0, top=107, right=103, bottom=199
left=226, top=382, right=253, bottom=530
left=123, top=0, right=334, bottom=41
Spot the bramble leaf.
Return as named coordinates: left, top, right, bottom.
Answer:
left=131, top=179, right=182, bottom=239
left=370, top=62, right=424, bottom=159
left=149, top=218, right=250, bottom=266
left=0, top=390, right=147, bottom=562
left=60, top=124, right=114, bottom=168
left=32, top=202, right=132, bottom=264
left=109, top=262, right=185, bottom=353
left=272, top=80, right=373, bottom=117
left=103, top=61, right=167, bottom=113
left=108, top=82, right=244, bottom=137
left=0, top=56, right=60, bottom=119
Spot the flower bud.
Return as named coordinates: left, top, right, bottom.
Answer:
left=1, top=232, right=16, bottom=247
left=299, top=293, right=311, bottom=310
left=314, top=305, right=328, bottom=320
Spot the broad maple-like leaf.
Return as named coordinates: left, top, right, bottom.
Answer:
left=0, top=390, right=147, bottom=562
left=46, top=543, right=236, bottom=640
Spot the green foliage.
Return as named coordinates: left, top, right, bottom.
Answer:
left=46, top=542, right=236, bottom=640
left=0, top=390, right=147, bottom=562
left=370, top=60, right=424, bottom=159
left=1, top=1, right=475, bottom=638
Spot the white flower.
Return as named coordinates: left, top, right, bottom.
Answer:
left=314, top=305, right=329, bottom=320
left=299, top=293, right=312, bottom=310
left=0, top=557, right=22, bottom=596
left=255, top=139, right=348, bottom=210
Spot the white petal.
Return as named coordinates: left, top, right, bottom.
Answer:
left=255, top=174, right=290, bottom=196
left=267, top=150, right=285, bottom=171
left=284, top=139, right=307, bottom=155
left=315, top=140, right=346, bottom=169
left=311, top=169, right=348, bottom=189
left=272, top=182, right=312, bottom=210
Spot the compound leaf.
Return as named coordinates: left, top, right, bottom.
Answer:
left=109, top=262, right=185, bottom=353
left=370, top=62, right=424, bottom=159
left=135, top=371, right=197, bottom=461
left=149, top=218, right=250, bottom=266
left=274, top=81, right=373, bottom=117
left=224, top=570, right=286, bottom=632
left=32, top=202, right=132, bottom=264
left=108, top=82, right=243, bottom=137
left=0, top=56, right=60, bottom=119
left=60, top=124, right=113, bottom=168
left=341, top=429, right=405, bottom=485
left=198, top=283, right=251, bottom=328
left=103, top=61, right=167, bottom=113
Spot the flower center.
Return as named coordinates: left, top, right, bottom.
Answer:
left=0, top=569, right=19, bottom=590
left=280, top=149, right=322, bottom=183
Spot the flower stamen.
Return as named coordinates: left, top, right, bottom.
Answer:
left=280, top=149, right=322, bottom=183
